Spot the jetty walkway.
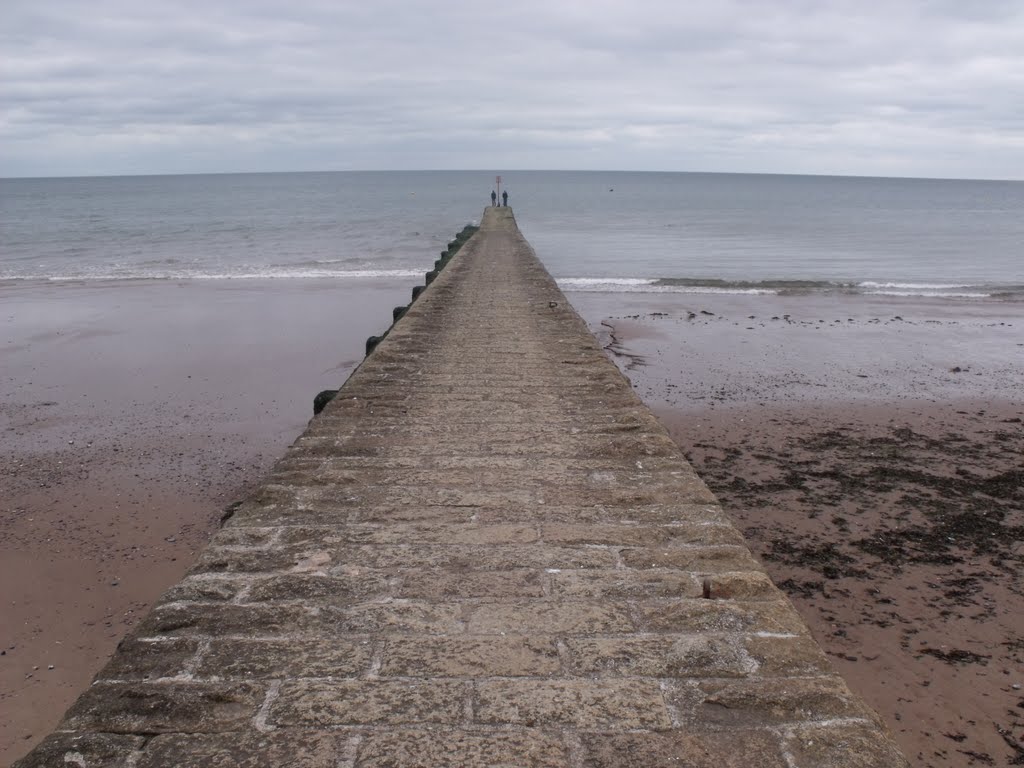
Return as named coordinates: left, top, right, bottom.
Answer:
left=18, top=208, right=908, bottom=767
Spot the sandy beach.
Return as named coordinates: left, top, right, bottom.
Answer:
left=0, top=277, right=410, bottom=765
left=570, top=290, right=1024, bottom=768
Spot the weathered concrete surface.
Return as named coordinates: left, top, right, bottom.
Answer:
left=16, top=208, right=909, bottom=767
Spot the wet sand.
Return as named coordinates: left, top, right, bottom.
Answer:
left=569, top=290, right=1024, bottom=768
left=0, top=278, right=410, bottom=765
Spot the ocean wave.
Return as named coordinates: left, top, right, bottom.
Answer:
left=192, top=269, right=424, bottom=280
left=857, top=280, right=1024, bottom=299
left=557, top=276, right=1024, bottom=300
left=865, top=290, right=992, bottom=299
left=558, top=277, right=838, bottom=296
left=270, top=257, right=370, bottom=268
left=657, top=278, right=856, bottom=291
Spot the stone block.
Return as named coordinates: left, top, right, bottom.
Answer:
left=557, top=485, right=714, bottom=506
left=138, top=732, right=350, bottom=768
left=668, top=677, right=874, bottom=727
left=226, top=503, right=351, bottom=527
left=354, top=505, right=479, bottom=524
left=380, top=636, right=560, bottom=677
left=189, top=547, right=302, bottom=574
left=586, top=434, right=679, bottom=458
left=477, top=503, right=730, bottom=526
left=99, top=638, right=199, bottom=680
left=164, top=576, right=245, bottom=603
left=61, top=681, right=263, bottom=733
left=209, top=527, right=279, bottom=547
left=743, top=635, right=835, bottom=677
left=550, top=569, right=700, bottom=599
left=281, top=522, right=538, bottom=546
left=13, top=733, right=143, bottom=768
left=783, top=722, right=911, bottom=767
left=700, top=571, right=778, bottom=600
left=269, top=680, right=466, bottom=726
left=581, top=730, right=787, bottom=768
left=327, top=601, right=463, bottom=634
left=620, top=545, right=761, bottom=571
left=137, top=604, right=319, bottom=637
left=565, top=636, right=755, bottom=678
left=475, top=679, right=671, bottom=729
left=244, top=572, right=393, bottom=602
left=326, top=544, right=616, bottom=570
left=355, top=730, right=568, bottom=768
left=398, top=568, right=544, bottom=598
left=541, top=523, right=742, bottom=547
left=196, top=637, right=374, bottom=679
left=465, top=601, right=633, bottom=634
left=638, top=599, right=808, bottom=634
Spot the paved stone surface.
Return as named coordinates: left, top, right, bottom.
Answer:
left=15, top=208, right=909, bottom=766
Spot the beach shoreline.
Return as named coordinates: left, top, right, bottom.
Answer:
left=569, top=290, right=1024, bottom=768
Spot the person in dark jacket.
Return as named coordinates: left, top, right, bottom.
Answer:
left=491, top=190, right=497, bottom=206
left=502, top=190, right=508, bottom=207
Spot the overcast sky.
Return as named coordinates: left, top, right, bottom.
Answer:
left=3, top=0, right=1023, bottom=179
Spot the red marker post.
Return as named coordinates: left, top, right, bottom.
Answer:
left=495, top=175, right=501, bottom=202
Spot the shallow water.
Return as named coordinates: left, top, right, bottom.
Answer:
left=2, top=171, right=1022, bottom=300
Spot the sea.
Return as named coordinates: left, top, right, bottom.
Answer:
left=2, top=170, right=1023, bottom=300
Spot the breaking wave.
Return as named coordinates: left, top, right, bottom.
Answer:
left=6, top=268, right=426, bottom=282
left=556, top=277, right=1024, bottom=300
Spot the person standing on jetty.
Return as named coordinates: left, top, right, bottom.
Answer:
left=502, top=190, right=508, bottom=206
left=491, top=190, right=497, bottom=206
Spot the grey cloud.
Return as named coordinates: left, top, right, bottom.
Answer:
left=1, top=0, right=1022, bottom=178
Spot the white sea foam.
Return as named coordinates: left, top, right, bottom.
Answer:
left=190, top=269, right=424, bottom=280
left=858, top=280, right=994, bottom=297
left=43, top=269, right=424, bottom=281
left=557, top=277, right=658, bottom=289
left=649, top=286, right=777, bottom=295
left=858, top=281, right=976, bottom=290
left=556, top=277, right=777, bottom=295
left=866, top=290, right=991, bottom=298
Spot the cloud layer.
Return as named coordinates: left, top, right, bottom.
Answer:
left=3, top=0, right=1023, bottom=178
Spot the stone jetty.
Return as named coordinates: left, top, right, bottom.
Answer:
left=17, top=207, right=909, bottom=767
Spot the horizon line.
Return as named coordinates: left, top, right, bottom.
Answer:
left=2, top=168, right=1022, bottom=184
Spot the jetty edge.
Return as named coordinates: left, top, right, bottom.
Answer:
left=15, top=206, right=909, bottom=767
left=312, top=221, right=478, bottom=417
